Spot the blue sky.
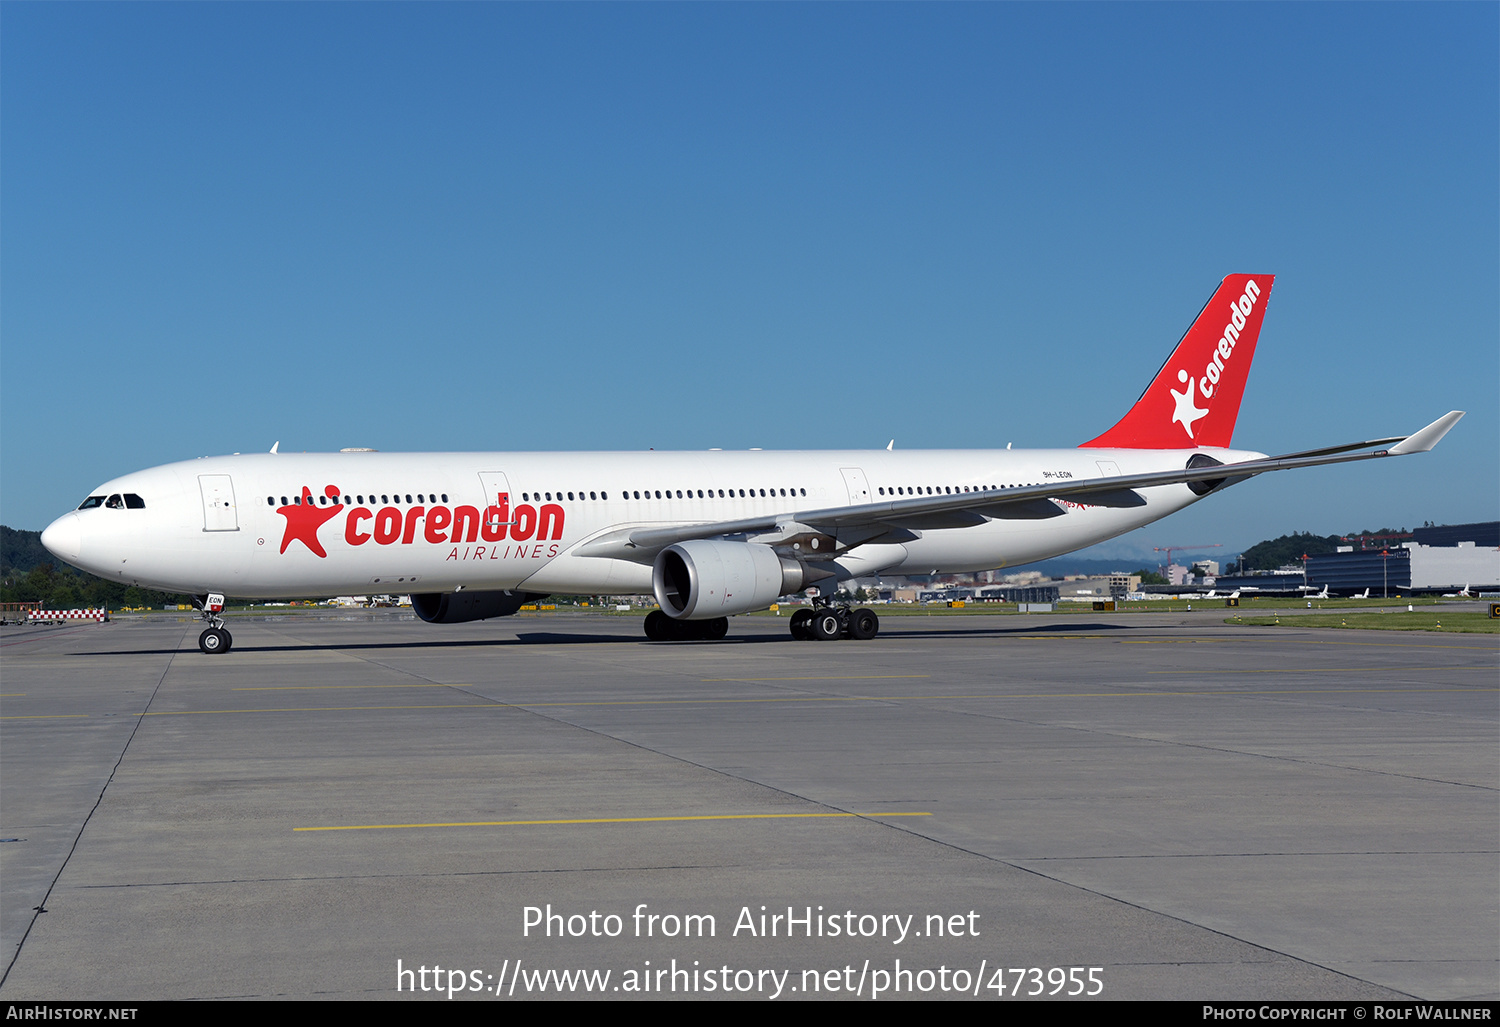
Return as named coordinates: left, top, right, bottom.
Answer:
left=4, top=3, right=1495, bottom=564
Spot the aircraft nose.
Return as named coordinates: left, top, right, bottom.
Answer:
left=41, top=512, right=81, bottom=562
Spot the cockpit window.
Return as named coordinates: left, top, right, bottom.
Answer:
left=124, top=494, right=146, bottom=509
left=105, top=494, right=124, bottom=509
left=78, top=496, right=106, bottom=509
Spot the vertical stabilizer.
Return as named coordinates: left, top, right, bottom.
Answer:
left=1080, top=274, right=1274, bottom=449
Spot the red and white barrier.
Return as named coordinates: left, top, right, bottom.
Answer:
left=27, top=609, right=109, bottom=624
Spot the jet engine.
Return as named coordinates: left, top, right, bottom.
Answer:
left=411, top=590, right=543, bottom=624
left=652, top=540, right=815, bottom=620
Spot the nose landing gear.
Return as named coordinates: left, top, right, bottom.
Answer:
left=199, top=626, right=232, bottom=654
left=194, top=592, right=233, bottom=654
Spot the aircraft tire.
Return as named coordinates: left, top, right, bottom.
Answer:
left=198, top=627, right=230, bottom=654
left=849, top=608, right=879, bottom=641
left=789, top=609, right=814, bottom=641
left=702, top=617, right=729, bottom=640
left=644, top=610, right=671, bottom=641
left=811, top=610, right=842, bottom=641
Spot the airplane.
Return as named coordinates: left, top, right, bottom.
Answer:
left=38, top=274, right=1464, bottom=654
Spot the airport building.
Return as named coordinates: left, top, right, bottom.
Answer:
left=1305, top=521, right=1498, bottom=595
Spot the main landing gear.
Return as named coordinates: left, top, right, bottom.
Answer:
left=789, top=605, right=879, bottom=641
left=195, top=592, right=233, bottom=655
left=643, top=609, right=729, bottom=642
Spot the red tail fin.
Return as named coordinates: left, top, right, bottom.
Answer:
left=1080, top=274, right=1275, bottom=449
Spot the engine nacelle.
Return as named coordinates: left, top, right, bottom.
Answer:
left=652, top=540, right=810, bottom=620
left=411, top=590, right=543, bottom=624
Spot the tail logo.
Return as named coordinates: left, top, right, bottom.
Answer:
left=1079, top=274, right=1272, bottom=451
left=1169, top=369, right=1210, bottom=440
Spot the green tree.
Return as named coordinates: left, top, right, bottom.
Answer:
left=1238, top=532, right=1342, bottom=571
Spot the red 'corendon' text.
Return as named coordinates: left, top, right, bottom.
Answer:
left=344, top=494, right=564, bottom=548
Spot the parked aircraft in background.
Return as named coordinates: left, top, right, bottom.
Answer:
left=40, top=275, right=1462, bottom=652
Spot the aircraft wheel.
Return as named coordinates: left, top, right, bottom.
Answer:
left=644, top=610, right=671, bottom=641
left=849, top=608, right=879, bottom=641
left=702, top=617, right=729, bottom=640
left=789, top=608, right=814, bottom=641
left=811, top=610, right=842, bottom=641
left=198, top=627, right=231, bottom=654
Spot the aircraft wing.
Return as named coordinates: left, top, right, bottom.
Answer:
left=578, top=411, right=1464, bottom=560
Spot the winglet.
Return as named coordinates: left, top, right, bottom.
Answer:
left=270, top=441, right=280, bottom=454
left=1388, top=411, right=1464, bottom=455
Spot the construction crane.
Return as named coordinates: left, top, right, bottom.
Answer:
left=1153, top=544, right=1222, bottom=580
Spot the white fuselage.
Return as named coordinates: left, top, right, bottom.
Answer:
left=42, top=446, right=1263, bottom=599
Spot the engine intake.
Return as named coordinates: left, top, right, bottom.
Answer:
left=411, top=590, right=544, bottom=624
left=653, top=540, right=813, bottom=619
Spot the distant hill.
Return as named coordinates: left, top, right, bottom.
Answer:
left=1237, top=532, right=1344, bottom=572
left=1, top=525, right=53, bottom=575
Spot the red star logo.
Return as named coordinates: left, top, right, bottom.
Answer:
left=277, top=485, right=343, bottom=558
